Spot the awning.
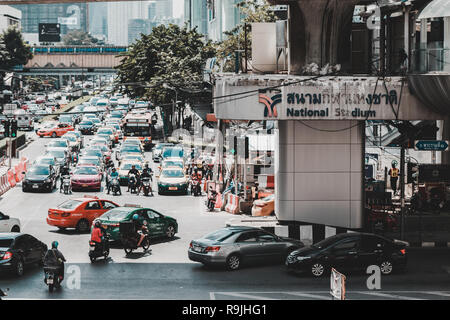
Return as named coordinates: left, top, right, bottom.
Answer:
left=418, top=0, right=450, bottom=19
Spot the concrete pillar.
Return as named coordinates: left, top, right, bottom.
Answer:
left=444, top=17, right=450, bottom=72
left=420, top=19, right=428, bottom=72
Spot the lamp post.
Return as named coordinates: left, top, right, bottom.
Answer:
left=163, top=83, right=178, bottom=129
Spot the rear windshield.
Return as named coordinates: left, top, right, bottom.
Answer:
left=0, top=239, right=13, bottom=247
left=80, top=121, right=93, bottom=125
left=161, top=169, right=184, bottom=178
left=28, top=166, right=50, bottom=175
left=74, top=167, right=98, bottom=175
left=122, top=163, right=142, bottom=170
left=101, top=208, right=131, bottom=220
left=203, top=229, right=235, bottom=242
left=49, top=140, right=67, bottom=147
left=58, top=199, right=83, bottom=210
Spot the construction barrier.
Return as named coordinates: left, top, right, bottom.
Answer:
left=215, top=193, right=222, bottom=209
left=257, top=175, right=275, bottom=189
left=7, top=169, right=16, bottom=188
left=0, top=174, right=10, bottom=195
left=225, top=193, right=241, bottom=214
left=14, top=164, right=21, bottom=182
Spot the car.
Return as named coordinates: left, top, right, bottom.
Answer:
left=251, top=194, right=275, bottom=216
left=157, top=158, right=185, bottom=177
left=77, top=120, right=96, bottom=135
left=97, top=206, right=178, bottom=242
left=71, top=166, right=102, bottom=192
left=22, top=165, right=58, bottom=192
left=0, top=233, right=48, bottom=276
left=80, top=148, right=104, bottom=162
left=89, top=144, right=112, bottom=163
left=188, top=227, right=304, bottom=271
left=47, top=196, right=119, bottom=233
left=67, top=130, right=84, bottom=148
left=121, top=153, right=146, bottom=165
left=58, top=114, right=74, bottom=126
left=162, top=146, right=184, bottom=160
left=61, top=133, right=81, bottom=152
left=116, top=144, right=143, bottom=162
left=37, top=123, right=74, bottom=138
left=121, top=137, right=143, bottom=149
left=45, top=138, right=70, bottom=154
left=33, top=155, right=60, bottom=177
left=45, top=148, right=69, bottom=168
left=89, top=136, right=111, bottom=149
left=97, top=127, right=119, bottom=145
left=118, top=160, right=143, bottom=186
left=152, top=143, right=174, bottom=162
left=157, top=168, right=189, bottom=195
left=0, top=212, right=20, bottom=233
left=90, top=117, right=102, bottom=129
left=77, top=156, right=104, bottom=175
left=285, top=232, right=408, bottom=277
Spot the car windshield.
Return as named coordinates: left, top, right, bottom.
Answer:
left=79, top=158, right=100, bottom=166
left=161, top=169, right=184, bottom=178
left=121, top=146, right=140, bottom=152
left=98, top=129, right=113, bottom=135
left=63, top=135, right=77, bottom=142
left=80, top=121, right=93, bottom=125
left=36, top=157, right=54, bottom=165
left=74, top=167, right=98, bottom=175
left=203, top=229, right=236, bottom=242
left=0, top=239, right=13, bottom=248
left=123, top=155, right=142, bottom=161
left=58, top=199, right=82, bottom=210
left=121, top=163, right=142, bottom=170
left=47, top=151, right=65, bottom=158
left=92, top=119, right=101, bottom=123
left=84, top=150, right=102, bottom=157
left=59, top=116, right=72, bottom=122
left=102, top=208, right=132, bottom=220
left=48, top=140, right=67, bottom=147
left=163, top=148, right=183, bottom=158
left=163, top=161, right=183, bottom=168
left=28, top=166, right=50, bottom=175
left=313, top=234, right=350, bottom=249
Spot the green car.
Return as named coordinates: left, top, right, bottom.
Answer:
left=97, top=206, right=178, bottom=241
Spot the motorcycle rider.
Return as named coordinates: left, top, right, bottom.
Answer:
left=127, top=165, right=140, bottom=192
left=190, top=169, right=200, bottom=195
left=59, top=164, right=70, bottom=192
left=90, top=220, right=105, bottom=252
left=107, top=168, right=121, bottom=195
left=138, top=167, right=153, bottom=196
left=207, top=185, right=218, bottom=210
left=132, top=214, right=147, bottom=248
left=105, top=160, right=115, bottom=190
left=43, top=241, right=66, bottom=283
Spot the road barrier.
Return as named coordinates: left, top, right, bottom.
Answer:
left=225, top=193, right=241, bottom=214
left=257, top=175, right=275, bottom=189
left=0, top=157, right=29, bottom=196
left=0, top=174, right=9, bottom=195
left=7, top=169, right=16, bottom=188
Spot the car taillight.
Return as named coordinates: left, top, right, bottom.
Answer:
left=189, top=242, right=193, bottom=248
left=61, top=212, right=70, bottom=217
left=400, top=249, right=406, bottom=255
left=2, top=251, right=12, bottom=260
left=205, top=246, right=220, bottom=252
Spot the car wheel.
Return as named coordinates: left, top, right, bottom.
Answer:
left=76, top=219, right=90, bottom=233
left=226, top=254, right=241, bottom=271
left=380, top=260, right=394, bottom=275
left=15, top=259, right=24, bottom=277
left=311, top=262, right=326, bottom=277
left=51, top=132, right=57, bottom=138
left=11, top=225, right=20, bottom=233
left=165, top=225, right=176, bottom=239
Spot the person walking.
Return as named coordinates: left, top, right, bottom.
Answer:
left=388, top=162, right=400, bottom=195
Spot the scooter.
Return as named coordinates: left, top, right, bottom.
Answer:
left=141, top=177, right=152, bottom=196
left=61, top=175, right=72, bottom=194
left=89, top=234, right=110, bottom=263
left=110, top=178, right=121, bottom=196
left=121, top=232, right=151, bottom=255
left=190, top=179, right=201, bottom=196
left=44, top=266, right=62, bottom=293
left=128, top=174, right=137, bottom=194
left=206, top=191, right=217, bottom=211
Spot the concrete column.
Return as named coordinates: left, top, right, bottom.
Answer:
left=444, top=17, right=450, bottom=72
left=420, top=19, right=428, bottom=72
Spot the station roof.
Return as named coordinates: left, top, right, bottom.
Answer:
left=419, top=0, right=450, bottom=19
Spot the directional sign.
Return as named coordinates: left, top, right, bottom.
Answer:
left=414, top=140, right=449, bottom=152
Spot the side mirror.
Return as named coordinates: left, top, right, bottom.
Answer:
left=3, top=215, right=9, bottom=220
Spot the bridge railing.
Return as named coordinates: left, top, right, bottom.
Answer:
left=31, top=46, right=128, bottom=54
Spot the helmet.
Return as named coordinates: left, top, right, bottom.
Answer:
left=51, top=241, right=59, bottom=249
left=132, top=214, right=139, bottom=221
left=94, top=220, right=101, bottom=228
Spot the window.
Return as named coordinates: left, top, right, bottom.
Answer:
left=0, top=212, right=4, bottom=220
left=333, top=239, right=359, bottom=251
left=361, top=235, right=384, bottom=252
left=257, top=231, right=277, bottom=242
left=101, top=201, right=117, bottom=210
left=236, top=232, right=258, bottom=243
left=85, top=201, right=101, bottom=210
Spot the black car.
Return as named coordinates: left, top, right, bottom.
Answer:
left=22, top=165, right=58, bottom=192
left=285, top=232, right=408, bottom=277
left=0, top=233, right=48, bottom=276
left=78, top=120, right=95, bottom=135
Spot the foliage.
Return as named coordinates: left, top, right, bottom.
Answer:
left=62, top=30, right=99, bottom=46
left=0, top=27, right=33, bottom=71
left=215, top=0, right=276, bottom=72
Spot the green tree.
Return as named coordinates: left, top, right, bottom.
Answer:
left=116, top=23, right=215, bottom=130
left=215, top=0, right=275, bottom=72
left=62, top=30, right=99, bottom=46
left=0, top=27, right=33, bottom=88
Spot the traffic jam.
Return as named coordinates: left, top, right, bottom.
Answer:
left=1, top=88, right=409, bottom=294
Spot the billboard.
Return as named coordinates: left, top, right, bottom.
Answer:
left=38, top=23, right=61, bottom=42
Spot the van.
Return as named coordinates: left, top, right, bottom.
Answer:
left=13, top=110, right=34, bottom=131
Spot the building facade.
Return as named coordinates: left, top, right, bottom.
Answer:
left=0, top=5, right=21, bottom=33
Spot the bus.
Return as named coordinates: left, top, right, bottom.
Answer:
left=121, top=111, right=157, bottom=151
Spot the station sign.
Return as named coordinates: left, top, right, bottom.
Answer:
left=414, top=140, right=449, bottom=152
left=38, top=23, right=61, bottom=42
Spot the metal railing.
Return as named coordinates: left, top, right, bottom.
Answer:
left=411, top=48, right=450, bottom=73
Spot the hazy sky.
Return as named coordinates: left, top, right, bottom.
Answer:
left=173, top=0, right=183, bottom=18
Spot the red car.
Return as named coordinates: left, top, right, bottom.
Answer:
left=47, top=196, right=119, bottom=232
left=71, top=165, right=102, bottom=192
left=37, top=123, right=74, bottom=138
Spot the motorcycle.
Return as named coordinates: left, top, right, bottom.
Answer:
left=190, top=179, right=201, bottom=197
left=61, top=175, right=72, bottom=194
left=120, top=222, right=151, bottom=255
left=110, top=178, right=121, bottom=195
left=141, top=177, right=152, bottom=196
left=206, top=191, right=217, bottom=211
left=89, top=234, right=110, bottom=263
left=128, top=174, right=137, bottom=194
left=44, top=266, right=62, bottom=293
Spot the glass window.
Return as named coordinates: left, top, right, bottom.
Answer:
left=236, top=232, right=258, bottom=243
left=58, top=200, right=82, bottom=210
left=256, top=231, right=277, bottom=242
left=101, top=201, right=117, bottom=210
left=361, top=235, right=384, bottom=252
left=204, top=229, right=236, bottom=242
left=85, top=201, right=101, bottom=210
left=0, top=239, right=13, bottom=247
left=333, top=240, right=359, bottom=251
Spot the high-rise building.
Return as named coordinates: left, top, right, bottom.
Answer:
left=184, top=0, right=208, bottom=36
left=207, top=0, right=243, bottom=42
left=0, top=5, right=21, bottom=33
left=88, top=2, right=108, bottom=41
left=107, top=1, right=149, bottom=46
left=128, top=19, right=152, bottom=44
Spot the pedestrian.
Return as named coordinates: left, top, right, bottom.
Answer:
left=388, top=162, right=399, bottom=195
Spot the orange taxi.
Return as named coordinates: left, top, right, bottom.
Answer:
left=37, top=123, right=74, bottom=138
left=46, top=195, right=119, bottom=233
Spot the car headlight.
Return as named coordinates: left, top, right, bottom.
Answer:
left=296, top=256, right=311, bottom=262
left=45, top=178, right=52, bottom=183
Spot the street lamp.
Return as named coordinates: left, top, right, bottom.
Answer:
left=163, top=83, right=178, bottom=129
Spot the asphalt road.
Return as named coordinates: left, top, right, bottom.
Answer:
left=0, top=132, right=449, bottom=300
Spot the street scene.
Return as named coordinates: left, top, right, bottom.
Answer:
left=0, top=0, right=449, bottom=303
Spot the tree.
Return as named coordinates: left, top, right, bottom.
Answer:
left=0, top=27, right=33, bottom=89
left=62, top=30, right=99, bottom=46
left=115, top=23, right=215, bottom=130
left=215, top=0, right=276, bottom=72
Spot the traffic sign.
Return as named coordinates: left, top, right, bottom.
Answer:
left=414, top=140, right=449, bottom=151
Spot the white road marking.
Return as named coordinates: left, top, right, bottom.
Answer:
left=285, top=292, right=330, bottom=300
left=422, top=291, right=450, bottom=298
left=356, top=291, right=426, bottom=300
left=213, top=292, right=279, bottom=300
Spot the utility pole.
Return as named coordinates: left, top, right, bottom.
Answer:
left=400, top=146, right=406, bottom=240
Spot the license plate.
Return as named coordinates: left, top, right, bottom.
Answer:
left=47, top=278, right=53, bottom=284
left=33, top=184, right=39, bottom=189
left=193, top=246, right=202, bottom=252
left=82, top=184, right=88, bottom=187
left=169, top=187, right=178, bottom=191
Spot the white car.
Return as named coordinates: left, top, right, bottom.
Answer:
left=0, top=212, right=21, bottom=232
